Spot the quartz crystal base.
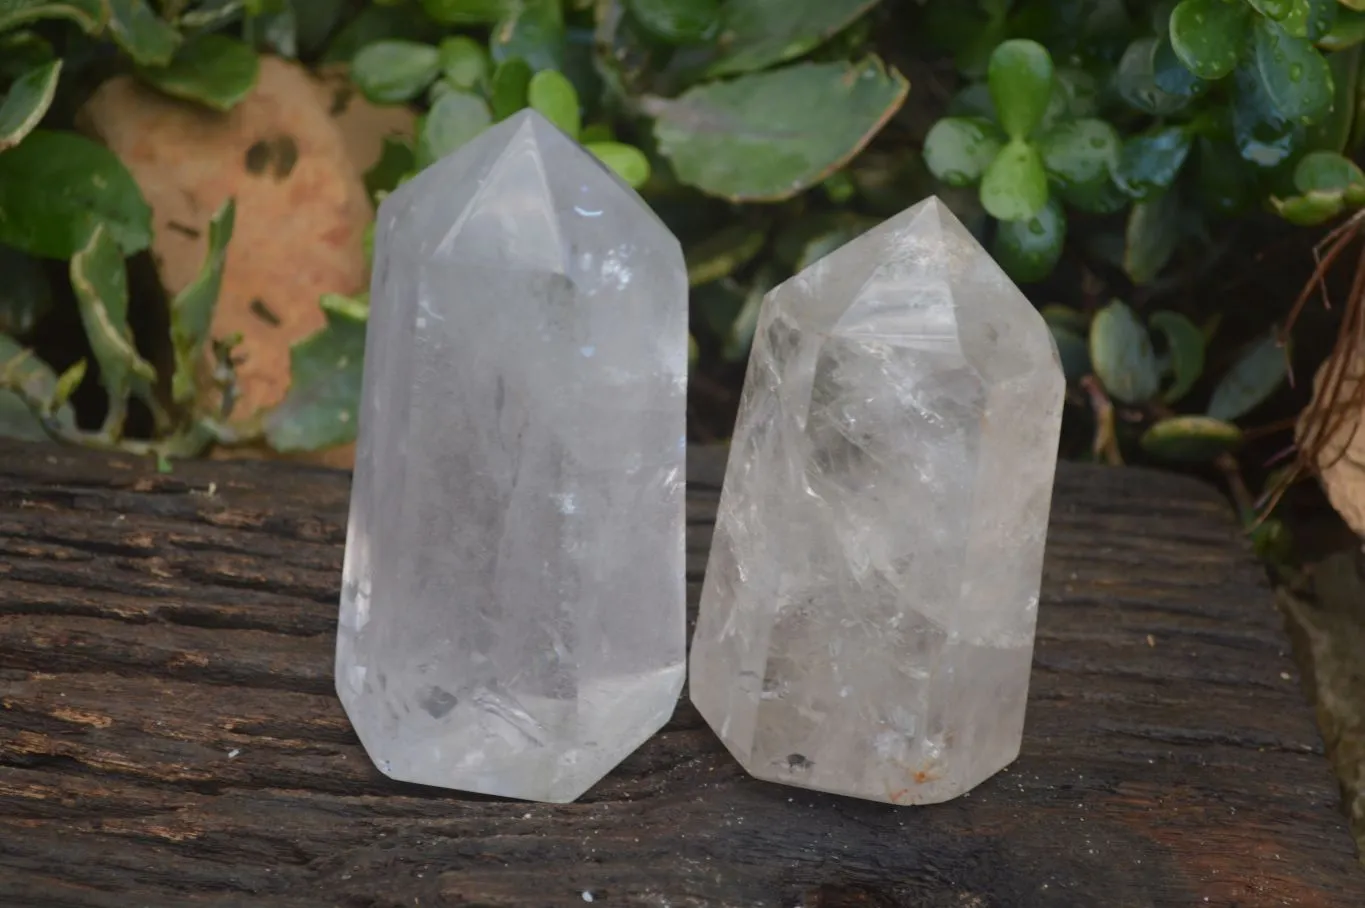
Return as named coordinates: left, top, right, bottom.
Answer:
left=337, top=110, right=688, bottom=803
left=689, top=197, right=1065, bottom=805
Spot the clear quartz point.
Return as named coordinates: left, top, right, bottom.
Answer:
left=337, top=109, right=688, bottom=803
left=689, top=197, right=1065, bottom=805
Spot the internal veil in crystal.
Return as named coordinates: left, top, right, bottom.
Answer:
left=337, top=110, right=688, bottom=803
left=689, top=196, right=1065, bottom=805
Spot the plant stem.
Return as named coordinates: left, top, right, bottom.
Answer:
left=1081, top=375, right=1123, bottom=466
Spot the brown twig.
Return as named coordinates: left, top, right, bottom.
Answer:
left=1261, top=213, right=1365, bottom=520
left=1081, top=375, right=1122, bottom=466
left=1215, top=452, right=1256, bottom=519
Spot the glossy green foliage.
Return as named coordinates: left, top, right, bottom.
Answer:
left=0, top=0, right=916, bottom=453
left=0, top=0, right=1342, bottom=480
left=920, top=0, right=1365, bottom=285
left=1052, top=298, right=1290, bottom=468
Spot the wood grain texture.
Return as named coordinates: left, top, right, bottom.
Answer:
left=0, top=440, right=1359, bottom=907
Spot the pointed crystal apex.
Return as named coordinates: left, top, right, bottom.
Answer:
left=338, top=108, right=688, bottom=802
left=690, top=195, right=1064, bottom=805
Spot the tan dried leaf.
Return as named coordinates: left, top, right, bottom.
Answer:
left=1298, top=354, right=1365, bottom=536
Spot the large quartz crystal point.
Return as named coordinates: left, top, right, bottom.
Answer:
left=690, top=196, right=1065, bottom=805
left=336, top=109, right=688, bottom=803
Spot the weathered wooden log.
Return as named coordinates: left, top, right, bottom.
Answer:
left=0, top=440, right=1359, bottom=907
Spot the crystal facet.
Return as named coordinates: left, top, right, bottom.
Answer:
left=689, top=197, right=1065, bottom=805
left=337, top=110, right=688, bottom=803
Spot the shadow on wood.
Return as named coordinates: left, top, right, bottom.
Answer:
left=0, top=441, right=1359, bottom=906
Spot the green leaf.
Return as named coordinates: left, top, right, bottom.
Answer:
left=1293, top=149, right=1365, bottom=193
left=69, top=226, right=155, bottom=435
left=1168, top=0, right=1247, bottom=80
left=1152, top=34, right=1209, bottom=99
left=177, top=0, right=247, bottom=29
left=0, top=335, right=72, bottom=441
left=527, top=69, right=580, bottom=139
left=351, top=40, right=441, bottom=104
left=1113, top=126, right=1193, bottom=199
left=694, top=279, right=746, bottom=338
left=418, top=91, right=492, bottom=168
left=323, top=4, right=440, bottom=62
left=586, top=141, right=651, bottom=188
left=722, top=268, right=778, bottom=363
left=489, top=57, right=533, bottom=120
left=170, top=200, right=235, bottom=407
left=422, top=0, right=510, bottom=24
left=922, top=117, right=1004, bottom=188
left=947, top=83, right=996, bottom=120
left=992, top=196, right=1065, bottom=283
left=1272, top=149, right=1365, bottom=223
left=1148, top=310, right=1205, bottom=403
left=0, top=30, right=55, bottom=84
left=822, top=170, right=857, bottom=204
left=1124, top=190, right=1183, bottom=285
left=292, top=0, right=348, bottom=56
left=705, top=0, right=882, bottom=77
left=265, top=293, right=367, bottom=452
left=490, top=0, right=565, bottom=73
left=1305, top=45, right=1358, bottom=153
left=1090, top=300, right=1161, bottom=404
left=0, top=130, right=152, bottom=260
left=1195, top=137, right=1256, bottom=214
left=923, top=1, right=1005, bottom=77
left=1035, top=118, right=1119, bottom=194
left=686, top=224, right=768, bottom=286
left=1273, top=190, right=1345, bottom=224
left=791, top=216, right=880, bottom=271
left=246, top=1, right=299, bottom=58
left=1207, top=332, right=1289, bottom=421
left=0, top=59, right=61, bottom=152
left=1041, top=303, right=1090, bottom=336
left=650, top=58, right=908, bottom=203
left=580, top=124, right=614, bottom=144
left=980, top=139, right=1048, bottom=221
left=987, top=39, right=1055, bottom=139
left=50, top=358, right=86, bottom=412
left=1232, top=63, right=1303, bottom=165
left=1249, top=515, right=1293, bottom=564
left=1048, top=324, right=1091, bottom=382
left=0, top=246, right=52, bottom=336
left=1247, top=0, right=1293, bottom=19
left=628, top=0, right=719, bottom=43
left=1321, top=9, right=1365, bottom=51
left=774, top=211, right=870, bottom=266
left=364, top=135, right=415, bottom=202
left=427, top=76, right=455, bottom=105
left=1253, top=17, right=1334, bottom=124
left=108, top=0, right=182, bottom=67
left=439, top=35, right=490, bottom=90
left=1058, top=173, right=1129, bottom=214
left=1116, top=36, right=1196, bottom=115
left=0, top=0, right=106, bottom=33
left=1046, top=67, right=1101, bottom=123
left=140, top=35, right=260, bottom=112
left=1141, top=415, right=1243, bottom=462
left=1279, top=0, right=1337, bottom=40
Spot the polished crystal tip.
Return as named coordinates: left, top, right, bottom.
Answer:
left=690, top=196, right=1065, bottom=805
left=337, top=109, right=689, bottom=803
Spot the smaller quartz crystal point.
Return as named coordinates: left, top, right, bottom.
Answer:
left=689, top=196, right=1065, bottom=805
left=336, top=109, right=689, bottom=803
